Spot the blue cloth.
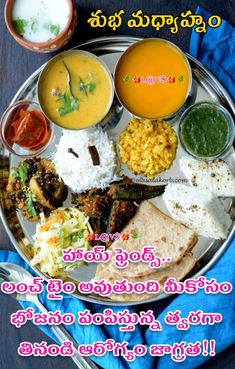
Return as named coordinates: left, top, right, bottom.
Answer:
left=1, top=7, right=235, bottom=369
left=189, top=6, right=235, bottom=102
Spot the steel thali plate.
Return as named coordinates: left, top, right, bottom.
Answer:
left=0, top=36, right=234, bottom=306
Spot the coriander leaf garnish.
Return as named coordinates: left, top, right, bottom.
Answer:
left=13, top=19, right=28, bottom=35
left=19, top=163, right=29, bottom=184
left=85, top=82, right=96, bottom=94
left=78, top=231, right=85, bottom=239
left=79, top=75, right=97, bottom=95
left=57, top=92, right=79, bottom=117
left=47, top=24, right=61, bottom=37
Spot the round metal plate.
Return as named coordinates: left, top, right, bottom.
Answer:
left=0, top=36, right=234, bottom=306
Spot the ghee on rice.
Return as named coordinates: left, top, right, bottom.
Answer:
left=53, top=127, right=118, bottom=192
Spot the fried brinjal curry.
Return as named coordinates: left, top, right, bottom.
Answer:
left=72, top=178, right=165, bottom=241
left=7, top=158, right=68, bottom=221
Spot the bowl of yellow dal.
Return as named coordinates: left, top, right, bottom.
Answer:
left=37, top=50, right=114, bottom=130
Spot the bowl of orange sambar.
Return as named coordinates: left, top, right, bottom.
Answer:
left=114, top=38, right=192, bottom=120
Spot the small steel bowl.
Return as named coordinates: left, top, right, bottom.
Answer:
left=0, top=100, right=54, bottom=158
left=179, top=101, right=235, bottom=161
left=114, top=38, right=192, bottom=121
left=37, top=50, right=114, bottom=130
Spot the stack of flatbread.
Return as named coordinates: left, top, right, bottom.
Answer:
left=94, top=201, right=198, bottom=302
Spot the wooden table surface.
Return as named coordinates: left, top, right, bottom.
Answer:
left=0, top=0, right=235, bottom=368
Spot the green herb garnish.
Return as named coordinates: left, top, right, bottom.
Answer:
left=13, top=19, right=28, bottom=35
left=70, top=232, right=79, bottom=243
left=57, top=92, right=79, bottom=117
left=178, top=75, right=184, bottom=82
left=19, top=163, right=29, bottom=184
left=31, top=194, right=37, bottom=202
left=79, top=76, right=97, bottom=95
left=78, top=231, right=85, bottom=239
left=25, top=194, right=37, bottom=217
left=85, top=82, right=96, bottom=93
left=47, top=24, right=61, bottom=37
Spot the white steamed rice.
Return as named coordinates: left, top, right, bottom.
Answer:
left=53, top=127, right=118, bottom=192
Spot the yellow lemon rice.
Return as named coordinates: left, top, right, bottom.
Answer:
left=119, top=118, right=178, bottom=179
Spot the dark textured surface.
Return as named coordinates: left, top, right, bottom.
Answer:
left=0, top=0, right=235, bottom=368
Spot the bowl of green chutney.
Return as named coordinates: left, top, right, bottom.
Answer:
left=179, top=101, right=235, bottom=161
